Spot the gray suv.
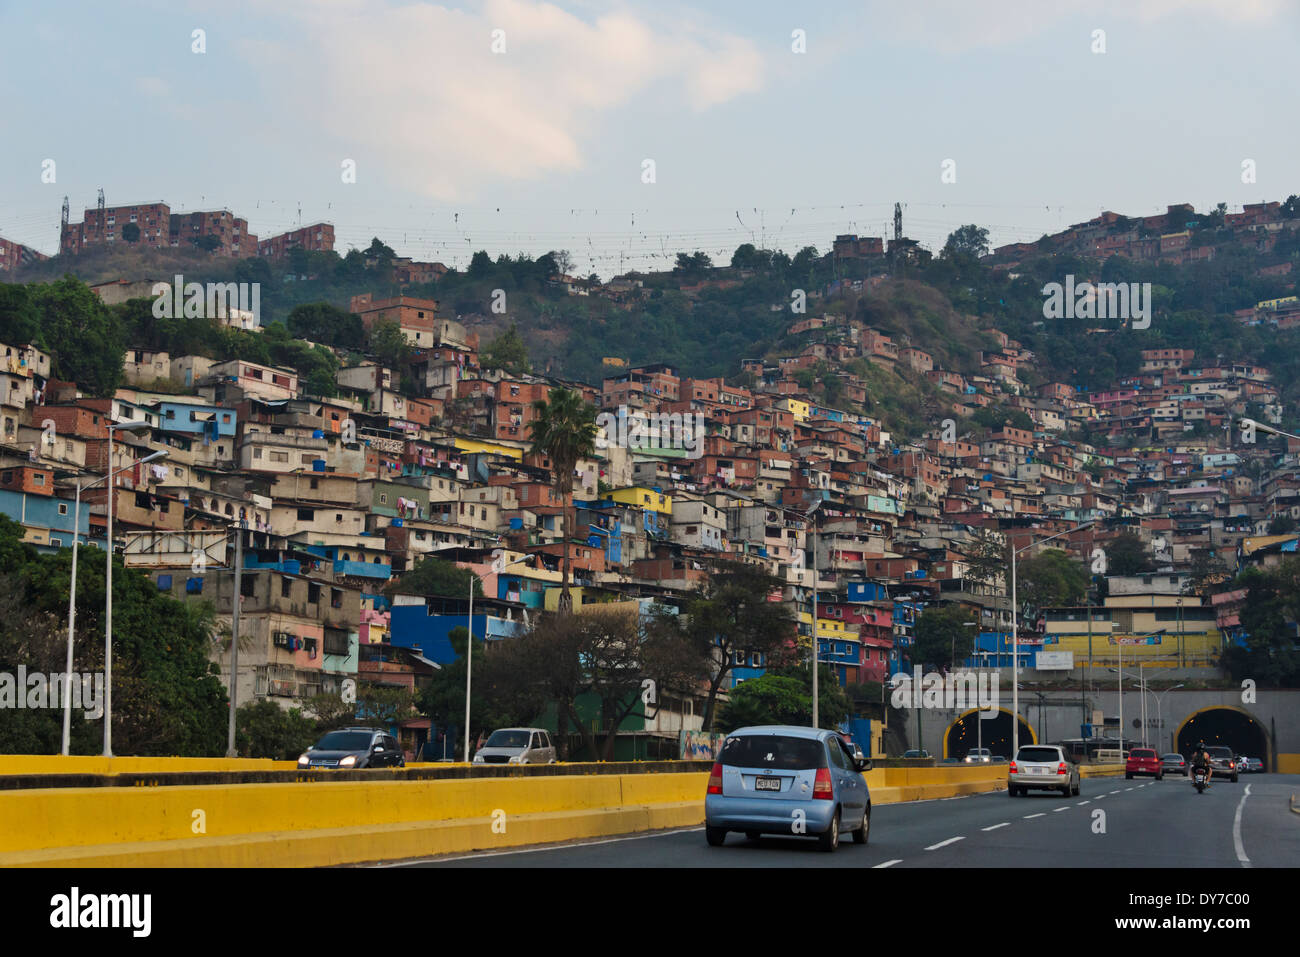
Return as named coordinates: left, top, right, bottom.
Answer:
left=472, top=727, right=557, bottom=765
left=298, top=727, right=405, bottom=769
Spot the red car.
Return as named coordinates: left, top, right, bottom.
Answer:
left=1125, top=747, right=1163, bottom=780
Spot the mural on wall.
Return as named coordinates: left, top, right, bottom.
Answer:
left=679, top=730, right=726, bottom=760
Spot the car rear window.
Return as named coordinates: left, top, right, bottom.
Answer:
left=720, top=735, right=827, bottom=770
left=1016, top=747, right=1063, bottom=763
left=1131, top=749, right=1157, bottom=758
left=1206, top=747, right=1233, bottom=757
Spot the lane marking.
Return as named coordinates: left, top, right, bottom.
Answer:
left=1023, top=813, right=1045, bottom=819
left=1125, top=787, right=1134, bottom=792
left=375, top=825, right=700, bottom=866
left=982, top=822, right=1010, bottom=831
left=925, top=836, right=966, bottom=850
left=874, top=859, right=903, bottom=868
left=1233, top=784, right=1253, bottom=868
left=1077, top=800, right=1091, bottom=805
left=1109, top=790, right=1121, bottom=795
left=1053, top=806, right=1069, bottom=812
left=1094, top=795, right=1105, bottom=800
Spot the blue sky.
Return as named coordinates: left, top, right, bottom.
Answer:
left=1, top=0, right=1296, bottom=277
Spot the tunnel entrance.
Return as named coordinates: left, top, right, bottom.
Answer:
left=945, top=708, right=1036, bottom=759
left=1176, top=707, right=1269, bottom=769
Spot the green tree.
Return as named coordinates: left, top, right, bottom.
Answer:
left=287, top=302, right=364, bottom=349
left=717, top=665, right=850, bottom=733
left=0, top=516, right=228, bottom=755
left=673, top=561, right=797, bottom=731
left=385, top=556, right=481, bottom=602
left=943, top=224, right=990, bottom=259
left=29, top=278, right=126, bottom=397
left=1105, top=532, right=1155, bottom=576
left=121, top=222, right=141, bottom=243
left=913, top=604, right=977, bottom=671
left=481, top=322, right=531, bottom=375
left=1223, top=559, right=1300, bottom=686
left=235, top=700, right=318, bottom=759
left=369, top=319, right=412, bottom=369
left=1017, top=548, right=1089, bottom=616
left=528, top=387, right=599, bottom=613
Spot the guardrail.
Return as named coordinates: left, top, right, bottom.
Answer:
left=0, top=763, right=1011, bottom=867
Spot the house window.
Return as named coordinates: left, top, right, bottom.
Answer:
left=33, top=473, right=45, bottom=486
left=281, top=578, right=292, bottom=598
left=307, top=583, right=321, bottom=604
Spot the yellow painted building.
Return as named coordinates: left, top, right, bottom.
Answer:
left=776, top=397, right=811, bottom=423
left=601, top=486, right=672, bottom=516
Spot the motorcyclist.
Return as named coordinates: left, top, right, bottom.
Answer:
left=1191, top=740, right=1212, bottom=787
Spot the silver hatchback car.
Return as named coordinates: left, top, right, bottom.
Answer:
left=1008, top=744, right=1080, bottom=797
left=704, top=726, right=872, bottom=852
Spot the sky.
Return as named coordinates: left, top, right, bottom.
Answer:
left=1, top=0, right=1297, bottom=278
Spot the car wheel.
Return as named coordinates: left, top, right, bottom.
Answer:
left=398, top=758, right=406, bottom=768
left=1156, top=772, right=1162, bottom=780
left=745, top=831, right=761, bottom=841
left=1125, top=772, right=1132, bottom=780
left=818, top=810, right=839, bottom=852
left=705, top=826, right=727, bottom=847
left=1007, top=785, right=1017, bottom=797
left=1231, top=774, right=1238, bottom=783
left=1072, top=780, right=1080, bottom=796
left=853, top=806, right=870, bottom=845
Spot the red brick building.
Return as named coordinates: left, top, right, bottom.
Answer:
left=258, top=223, right=336, bottom=259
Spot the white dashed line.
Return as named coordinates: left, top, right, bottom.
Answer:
left=982, top=822, right=1010, bottom=831
left=874, top=859, right=903, bottom=868
left=1023, top=813, right=1045, bottom=819
left=925, top=836, right=966, bottom=850
left=1125, top=787, right=1135, bottom=792
left=1233, top=785, right=1253, bottom=868
left=1053, top=806, right=1069, bottom=812
left=1109, top=790, right=1121, bottom=795
left=1077, top=800, right=1091, bottom=805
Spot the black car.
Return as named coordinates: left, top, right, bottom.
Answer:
left=299, top=727, right=405, bottom=769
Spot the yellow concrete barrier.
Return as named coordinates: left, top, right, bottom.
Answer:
left=0, top=756, right=298, bottom=775
left=0, top=764, right=1011, bottom=867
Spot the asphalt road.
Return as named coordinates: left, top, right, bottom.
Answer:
left=386, top=773, right=1300, bottom=868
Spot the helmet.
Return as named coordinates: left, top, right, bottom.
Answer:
left=1197, top=740, right=1205, bottom=749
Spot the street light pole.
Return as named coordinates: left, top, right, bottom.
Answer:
left=102, top=419, right=151, bottom=758
left=63, top=449, right=168, bottom=756
left=226, top=526, right=243, bottom=758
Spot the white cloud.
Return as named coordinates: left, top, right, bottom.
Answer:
left=240, top=0, right=764, bottom=200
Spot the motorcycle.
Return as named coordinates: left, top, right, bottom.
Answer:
left=1193, top=766, right=1208, bottom=793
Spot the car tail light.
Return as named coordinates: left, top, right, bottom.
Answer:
left=813, top=766, right=834, bottom=799
left=707, top=762, right=723, bottom=795
left=1008, top=761, right=1017, bottom=774
left=1057, top=762, right=1068, bottom=775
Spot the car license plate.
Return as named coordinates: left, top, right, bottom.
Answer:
left=755, top=776, right=781, bottom=791
left=1031, top=767, right=1046, bottom=774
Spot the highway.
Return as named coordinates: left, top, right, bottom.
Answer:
left=387, top=773, right=1300, bottom=868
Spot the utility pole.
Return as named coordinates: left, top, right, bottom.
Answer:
left=227, top=526, right=243, bottom=757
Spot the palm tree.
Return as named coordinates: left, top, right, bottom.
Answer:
left=528, top=387, right=598, bottom=613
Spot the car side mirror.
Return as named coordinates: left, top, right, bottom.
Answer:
left=373, top=744, right=385, bottom=752
left=855, top=758, right=871, bottom=772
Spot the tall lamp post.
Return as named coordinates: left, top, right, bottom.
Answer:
left=466, top=552, right=533, bottom=762
left=807, top=500, right=823, bottom=729
left=103, top=420, right=154, bottom=758
left=1010, top=519, right=1095, bottom=757
left=1151, top=684, right=1184, bottom=753
left=62, top=449, right=168, bottom=755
